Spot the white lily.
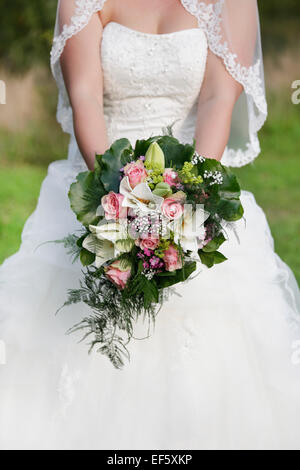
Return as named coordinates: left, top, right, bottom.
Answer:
left=89, top=219, right=135, bottom=263
left=82, top=234, right=115, bottom=268
left=89, top=220, right=129, bottom=243
left=169, top=204, right=209, bottom=253
left=119, top=177, right=163, bottom=213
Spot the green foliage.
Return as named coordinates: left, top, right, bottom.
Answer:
left=134, top=136, right=195, bottom=169
left=198, top=159, right=244, bottom=222
left=95, top=139, right=133, bottom=193
left=80, top=248, right=96, bottom=266
left=152, top=182, right=172, bottom=197
left=179, top=161, right=203, bottom=185
left=134, top=137, right=158, bottom=159
left=69, top=171, right=106, bottom=227
left=52, top=234, right=82, bottom=263
left=127, top=273, right=159, bottom=309
left=198, top=250, right=227, bottom=269
left=69, top=138, right=133, bottom=228
left=61, top=268, right=158, bottom=368
left=202, top=233, right=226, bottom=253
left=157, top=138, right=195, bottom=169
left=155, top=261, right=197, bottom=288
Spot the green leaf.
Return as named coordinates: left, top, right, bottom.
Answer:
left=80, top=248, right=96, bottom=266
left=69, top=171, right=106, bottom=227
left=134, top=137, right=159, bottom=159
left=143, top=279, right=159, bottom=309
left=156, top=261, right=197, bottom=288
left=152, top=182, right=172, bottom=197
left=217, top=198, right=244, bottom=221
left=137, top=259, right=144, bottom=276
left=196, top=159, right=244, bottom=222
left=213, top=251, right=228, bottom=265
left=156, top=135, right=180, bottom=147
left=95, top=139, right=133, bottom=193
left=155, top=270, right=177, bottom=277
left=76, top=234, right=87, bottom=248
left=125, top=270, right=159, bottom=308
left=157, top=139, right=195, bottom=169
left=198, top=250, right=227, bottom=268
left=202, top=233, right=226, bottom=253
left=134, top=136, right=180, bottom=160
left=216, top=166, right=244, bottom=221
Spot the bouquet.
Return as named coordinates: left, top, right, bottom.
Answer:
left=59, top=136, right=244, bottom=368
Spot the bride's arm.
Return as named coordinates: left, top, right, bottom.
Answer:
left=195, top=50, right=243, bottom=160
left=60, top=13, right=109, bottom=170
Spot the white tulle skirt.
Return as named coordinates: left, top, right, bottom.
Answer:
left=0, top=157, right=300, bottom=450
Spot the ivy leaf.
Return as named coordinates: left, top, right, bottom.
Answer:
left=156, top=261, right=197, bottom=288
left=202, top=233, right=226, bottom=253
left=95, top=139, right=133, bottom=193
left=198, top=250, right=227, bottom=268
left=80, top=248, right=96, bottom=266
left=196, top=159, right=244, bottom=222
left=216, top=166, right=244, bottom=221
left=69, top=171, right=106, bottom=227
left=157, top=140, right=195, bottom=169
left=217, top=198, right=244, bottom=221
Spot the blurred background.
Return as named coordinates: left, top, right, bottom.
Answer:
left=0, top=1, right=299, bottom=282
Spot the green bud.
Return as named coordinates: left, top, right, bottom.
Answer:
left=145, top=142, right=165, bottom=172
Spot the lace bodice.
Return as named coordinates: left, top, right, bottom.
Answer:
left=102, top=22, right=207, bottom=144
left=68, top=22, right=208, bottom=170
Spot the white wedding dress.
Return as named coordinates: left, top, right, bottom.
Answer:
left=1, top=22, right=300, bottom=450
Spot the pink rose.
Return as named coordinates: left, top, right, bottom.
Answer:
left=161, top=196, right=184, bottom=220
left=101, top=192, right=127, bottom=220
left=163, top=244, right=182, bottom=272
left=135, top=234, right=160, bottom=252
left=163, top=168, right=179, bottom=187
left=124, top=161, right=148, bottom=189
left=105, top=260, right=131, bottom=290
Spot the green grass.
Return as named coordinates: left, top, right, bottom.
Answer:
left=0, top=87, right=299, bottom=284
left=235, top=93, right=300, bottom=281
left=0, top=165, right=47, bottom=261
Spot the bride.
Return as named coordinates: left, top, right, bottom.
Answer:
left=1, top=0, right=300, bottom=450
